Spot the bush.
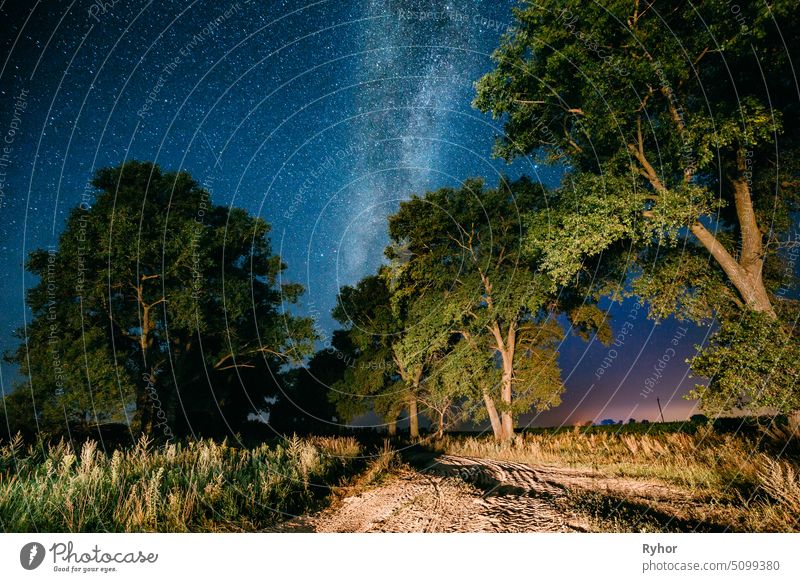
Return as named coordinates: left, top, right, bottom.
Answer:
left=0, top=434, right=363, bottom=532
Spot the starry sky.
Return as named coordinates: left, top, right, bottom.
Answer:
left=0, top=0, right=701, bottom=427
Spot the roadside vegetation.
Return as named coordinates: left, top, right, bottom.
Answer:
left=428, top=423, right=800, bottom=532
left=0, top=434, right=398, bottom=532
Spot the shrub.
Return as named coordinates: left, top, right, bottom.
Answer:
left=0, top=434, right=363, bottom=532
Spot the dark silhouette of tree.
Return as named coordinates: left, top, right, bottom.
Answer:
left=269, top=333, right=349, bottom=436
left=4, top=161, right=315, bottom=441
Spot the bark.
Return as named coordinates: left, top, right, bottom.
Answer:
left=500, top=412, right=514, bottom=441
left=387, top=419, right=397, bottom=437
left=732, top=176, right=762, bottom=270
left=460, top=326, right=508, bottom=442
left=499, top=363, right=514, bottom=442
left=690, top=221, right=775, bottom=317
left=134, top=274, right=164, bottom=352
left=136, top=367, right=159, bottom=436
left=483, top=391, right=503, bottom=441
left=727, top=149, right=776, bottom=318
left=490, top=322, right=516, bottom=442
left=408, top=396, right=419, bottom=439
left=393, top=353, right=423, bottom=439
left=436, top=409, right=445, bottom=439
left=135, top=384, right=153, bottom=435
left=132, top=274, right=169, bottom=435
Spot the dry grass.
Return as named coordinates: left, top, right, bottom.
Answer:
left=0, top=434, right=363, bottom=532
left=430, top=426, right=800, bottom=531
left=345, top=440, right=401, bottom=492
left=314, top=440, right=402, bottom=513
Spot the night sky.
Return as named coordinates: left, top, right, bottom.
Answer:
left=0, top=0, right=701, bottom=428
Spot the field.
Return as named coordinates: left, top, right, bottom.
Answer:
left=0, top=434, right=382, bottom=532
left=2, top=421, right=799, bottom=533
left=427, top=422, right=800, bottom=532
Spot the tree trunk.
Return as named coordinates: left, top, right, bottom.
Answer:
left=500, top=413, right=514, bottom=441
left=136, top=374, right=154, bottom=436
left=408, top=396, right=419, bottom=439
left=483, top=391, right=503, bottom=441
left=387, top=419, right=397, bottom=437
left=491, top=322, right=516, bottom=442
left=133, top=275, right=165, bottom=436
left=500, top=360, right=514, bottom=441
left=692, top=150, right=776, bottom=317
left=690, top=222, right=776, bottom=317
left=436, top=409, right=445, bottom=439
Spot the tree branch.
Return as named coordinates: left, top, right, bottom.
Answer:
left=627, top=142, right=666, bottom=192
left=731, top=148, right=764, bottom=272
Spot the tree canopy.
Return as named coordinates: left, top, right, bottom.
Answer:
left=475, top=0, right=800, bottom=417
left=4, top=161, right=315, bottom=441
left=327, top=177, right=610, bottom=441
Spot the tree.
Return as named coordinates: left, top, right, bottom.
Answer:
left=269, top=338, right=345, bottom=436
left=475, top=0, right=799, bottom=419
left=329, top=273, right=405, bottom=436
left=688, top=311, right=800, bottom=415
left=4, top=161, right=315, bottom=440
left=387, top=178, right=572, bottom=441
left=330, top=271, right=448, bottom=438
left=390, top=292, right=462, bottom=438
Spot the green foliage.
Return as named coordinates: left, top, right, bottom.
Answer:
left=523, top=173, right=649, bottom=289
left=4, top=161, right=315, bottom=439
left=475, top=0, right=800, bottom=415
left=689, top=312, right=800, bottom=414
left=387, top=178, right=573, bottom=432
left=476, top=0, right=799, bottom=289
left=0, top=434, right=361, bottom=532
left=323, top=177, right=611, bottom=437
left=329, top=273, right=404, bottom=425
left=476, top=0, right=798, bottom=175
left=629, top=250, right=738, bottom=322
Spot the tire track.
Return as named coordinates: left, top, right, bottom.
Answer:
left=275, top=452, right=730, bottom=533
left=294, top=455, right=592, bottom=532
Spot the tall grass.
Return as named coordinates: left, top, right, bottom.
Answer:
left=0, top=434, right=362, bottom=532
left=432, top=427, right=798, bottom=492
left=430, top=426, right=800, bottom=531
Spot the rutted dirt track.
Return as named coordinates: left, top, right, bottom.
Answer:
left=278, top=453, right=646, bottom=532
left=279, top=455, right=712, bottom=532
left=278, top=452, right=705, bottom=533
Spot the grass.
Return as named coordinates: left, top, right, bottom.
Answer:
left=4, top=423, right=797, bottom=532
left=428, top=423, right=800, bottom=532
left=0, top=433, right=373, bottom=532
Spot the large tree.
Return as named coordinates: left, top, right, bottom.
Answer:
left=475, top=1, right=800, bottom=418
left=387, top=178, right=576, bottom=441
left=4, top=161, right=315, bottom=440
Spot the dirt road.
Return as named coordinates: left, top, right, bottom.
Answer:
left=274, top=452, right=734, bottom=533
left=282, top=452, right=692, bottom=533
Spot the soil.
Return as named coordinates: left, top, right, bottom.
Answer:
left=273, top=448, right=731, bottom=533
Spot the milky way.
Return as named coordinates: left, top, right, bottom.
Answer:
left=0, top=0, right=699, bottom=425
